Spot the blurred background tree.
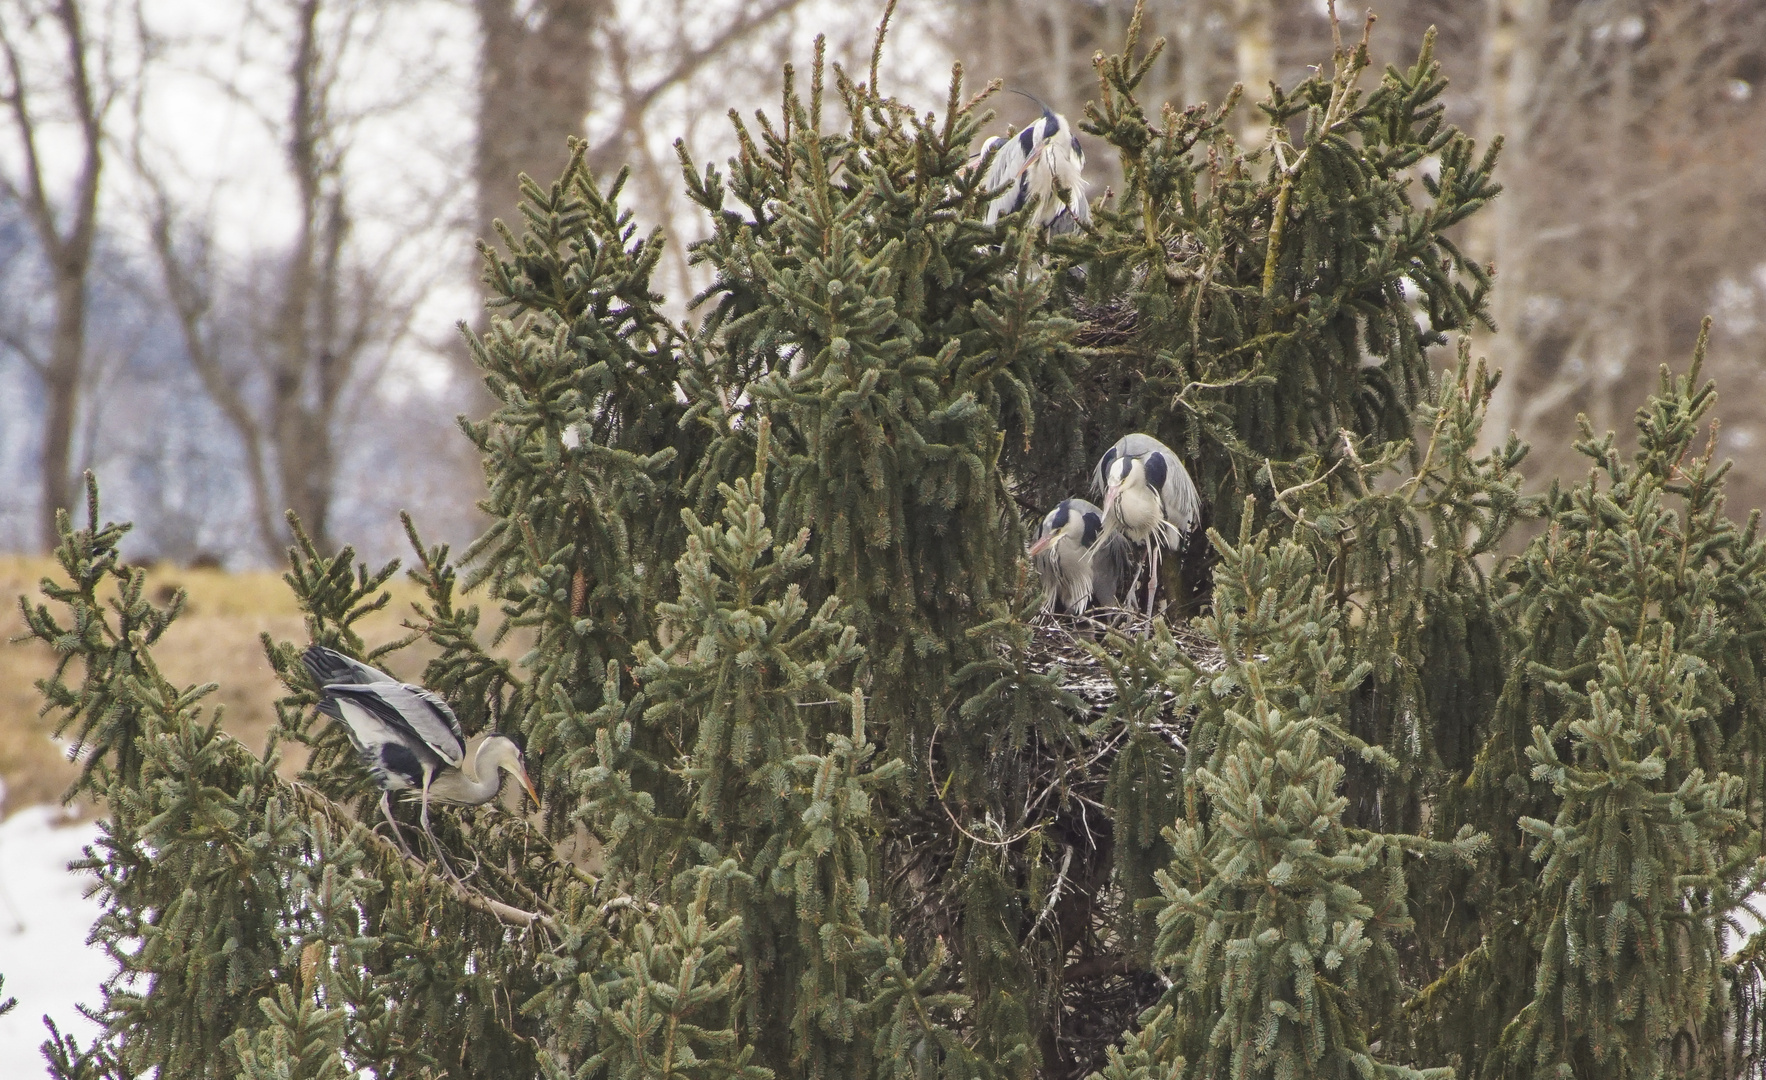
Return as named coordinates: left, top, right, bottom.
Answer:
left=2, top=0, right=1763, bottom=564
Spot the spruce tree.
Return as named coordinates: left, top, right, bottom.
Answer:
left=10, top=5, right=1766, bottom=1079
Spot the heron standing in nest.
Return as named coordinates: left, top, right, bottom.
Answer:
left=1090, top=433, right=1202, bottom=617
left=1029, top=497, right=1127, bottom=614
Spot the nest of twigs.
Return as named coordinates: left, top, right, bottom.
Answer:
left=878, top=609, right=1224, bottom=1078
left=1022, top=606, right=1223, bottom=717
left=1072, top=292, right=1141, bottom=348
left=1069, top=235, right=1207, bottom=350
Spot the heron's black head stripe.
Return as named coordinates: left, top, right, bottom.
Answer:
left=1143, top=452, right=1169, bottom=492
left=1081, top=512, right=1102, bottom=547
left=1051, top=503, right=1071, bottom=532
left=1100, top=448, right=1119, bottom=480
left=1017, top=124, right=1039, bottom=155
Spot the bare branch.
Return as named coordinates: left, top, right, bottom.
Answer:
left=0, top=324, right=46, bottom=375
left=0, top=0, right=114, bottom=550
left=0, top=6, right=63, bottom=257
left=585, top=0, right=805, bottom=176
left=137, top=164, right=285, bottom=557
left=287, top=780, right=561, bottom=934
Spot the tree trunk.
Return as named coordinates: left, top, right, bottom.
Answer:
left=1, top=0, right=105, bottom=552
left=473, top=0, right=600, bottom=256
left=1469, top=0, right=1546, bottom=450
left=1232, top=0, right=1274, bottom=145
left=38, top=269, right=85, bottom=549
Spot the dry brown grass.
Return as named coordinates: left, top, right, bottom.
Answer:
left=1, top=555, right=431, bottom=817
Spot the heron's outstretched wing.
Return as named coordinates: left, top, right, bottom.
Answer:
left=301, top=644, right=392, bottom=687
left=323, top=683, right=465, bottom=767
left=315, top=693, right=428, bottom=791
left=302, top=644, right=465, bottom=761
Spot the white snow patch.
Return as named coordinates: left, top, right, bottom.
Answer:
left=0, top=805, right=108, bottom=1076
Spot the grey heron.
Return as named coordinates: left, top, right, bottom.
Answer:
left=975, top=94, right=1090, bottom=233
left=1090, top=433, right=1202, bottom=617
left=1028, top=498, right=1125, bottom=614
left=301, top=646, right=538, bottom=863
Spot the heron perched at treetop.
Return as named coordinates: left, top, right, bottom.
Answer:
left=1028, top=498, right=1126, bottom=614
left=1090, top=433, right=1202, bottom=617
left=975, top=92, right=1090, bottom=233
left=302, top=646, right=538, bottom=864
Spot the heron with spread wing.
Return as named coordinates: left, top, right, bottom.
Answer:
left=302, top=646, right=537, bottom=863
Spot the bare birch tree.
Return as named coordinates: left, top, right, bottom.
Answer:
left=0, top=0, right=119, bottom=552
left=136, top=0, right=430, bottom=559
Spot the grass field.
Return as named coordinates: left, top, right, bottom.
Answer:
left=1, top=556, right=433, bottom=815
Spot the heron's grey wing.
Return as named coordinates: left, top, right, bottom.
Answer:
left=1030, top=505, right=1061, bottom=610
left=971, top=136, right=1002, bottom=178
left=301, top=645, right=393, bottom=687
left=406, top=685, right=467, bottom=756
left=324, top=683, right=464, bottom=766
left=984, top=134, right=1030, bottom=224
left=1091, top=446, right=1119, bottom=497
left=1048, top=122, right=1090, bottom=228
left=1068, top=182, right=1091, bottom=226
left=1153, top=450, right=1202, bottom=537
left=322, top=693, right=430, bottom=791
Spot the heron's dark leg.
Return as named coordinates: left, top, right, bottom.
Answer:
left=380, top=791, right=415, bottom=860
left=1146, top=540, right=1159, bottom=618
left=1121, top=550, right=1144, bottom=610
left=418, top=769, right=463, bottom=882
left=419, top=770, right=433, bottom=844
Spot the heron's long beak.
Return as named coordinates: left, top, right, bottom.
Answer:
left=1102, top=482, right=1121, bottom=519
left=513, top=767, right=539, bottom=809
left=1027, top=533, right=1056, bottom=557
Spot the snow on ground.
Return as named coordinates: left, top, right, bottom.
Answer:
left=0, top=803, right=107, bottom=1076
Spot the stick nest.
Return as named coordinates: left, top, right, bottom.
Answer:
left=1021, top=607, right=1224, bottom=718
left=881, top=609, right=1226, bottom=1078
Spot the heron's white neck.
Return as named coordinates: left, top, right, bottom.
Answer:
left=427, top=737, right=521, bottom=806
